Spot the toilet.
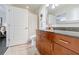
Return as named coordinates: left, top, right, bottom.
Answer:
left=30, top=35, right=36, bottom=47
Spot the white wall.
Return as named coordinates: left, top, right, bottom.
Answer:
left=28, top=11, right=37, bottom=39
left=39, top=5, right=48, bottom=29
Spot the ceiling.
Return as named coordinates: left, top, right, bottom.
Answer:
left=12, top=4, right=43, bottom=14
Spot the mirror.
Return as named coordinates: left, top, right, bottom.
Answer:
left=47, top=4, right=56, bottom=27
left=47, top=4, right=79, bottom=25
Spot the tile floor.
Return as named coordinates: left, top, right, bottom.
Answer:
left=4, top=43, right=40, bottom=55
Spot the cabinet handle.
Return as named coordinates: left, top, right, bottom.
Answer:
left=59, top=39, right=69, bottom=44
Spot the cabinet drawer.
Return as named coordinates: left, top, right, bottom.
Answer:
left=55, top=34, right=79, bottom=54
left=55, top=34, right=76, bottom=43
left=54, top=43, right=77, bottom=55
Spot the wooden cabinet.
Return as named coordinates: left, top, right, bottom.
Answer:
left=40, top=39, right=52, bottom=55
left=36, top=30, right=54, bottom=55
left=54, top=43, right=77, bottom=55
left=55, top=34, right=79, bottom=54
left=36, top=30, right=79, bottom=55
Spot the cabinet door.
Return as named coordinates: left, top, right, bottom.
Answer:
left=54, top=43, right=77, bottom=55
left=36, top=31, right=53, bottom=55
left=41, top=39, right=53, bottom=55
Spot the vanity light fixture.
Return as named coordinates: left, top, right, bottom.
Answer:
left=45, top=4, right=59, bottom=9
left=51, top=4, right=59, bottom=9
left=51, top=4, right=55, bottom=9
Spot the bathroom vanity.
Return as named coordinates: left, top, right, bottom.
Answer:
left=36, top=30, right=79, bottom=55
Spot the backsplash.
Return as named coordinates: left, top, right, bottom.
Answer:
left=53, top=27, right=79, bottom=32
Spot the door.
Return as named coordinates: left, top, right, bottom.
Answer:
left=7, top=6, right=28, bottom=46
left=28, top=12, right=37, bottom=39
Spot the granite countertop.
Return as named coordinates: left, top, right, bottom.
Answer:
left=40, top=29, right=79, bottom=38
left=54, top=30, right=79, bottom=38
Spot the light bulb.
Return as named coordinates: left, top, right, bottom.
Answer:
left=51, top=4, right=55, bottom=9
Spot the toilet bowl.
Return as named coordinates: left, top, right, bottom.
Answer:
left=30, top=35, right=36, bottom=47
